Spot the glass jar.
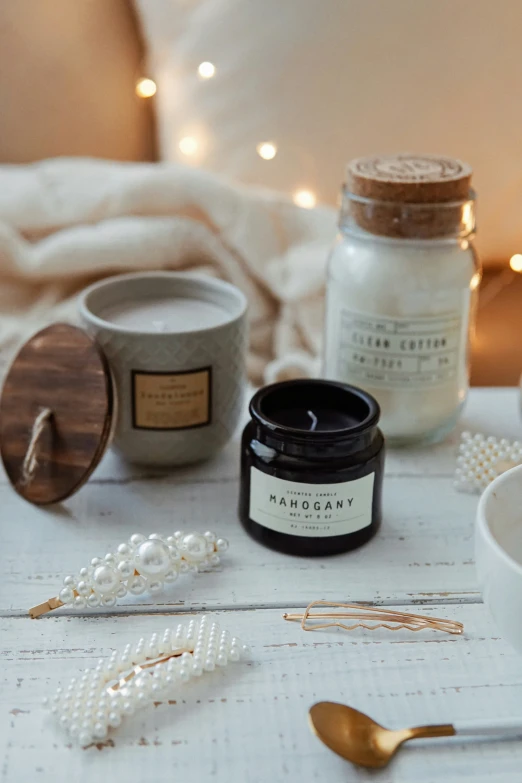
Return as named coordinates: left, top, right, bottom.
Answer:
left=324, top=154, right=481, bottom=446
left=239, top=379, right=385, bottom=557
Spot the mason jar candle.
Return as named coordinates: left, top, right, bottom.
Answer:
left=239, top=380, right=385, bottom=556
left=79, top=271, right=248, bottom=466
left=324, top=154, right=481, bottom=446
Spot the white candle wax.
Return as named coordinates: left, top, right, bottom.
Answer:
left=102, top=296, right=230, bottom=333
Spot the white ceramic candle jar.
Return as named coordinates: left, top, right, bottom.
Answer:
left=79, top=272, right=248, bottom=466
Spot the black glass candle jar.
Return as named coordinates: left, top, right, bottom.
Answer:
left=239, top=379, right=385, bottom=556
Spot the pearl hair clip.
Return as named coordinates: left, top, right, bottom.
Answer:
left=454, top=432, right=522, bottom=494
left=29, top=530, right=229, bottom=618
left=44, top=616, right=250, bottom=747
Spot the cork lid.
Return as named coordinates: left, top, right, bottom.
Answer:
left=0, top=324, right=114, bottom=505
left=345, top=154, right=474, bottom=239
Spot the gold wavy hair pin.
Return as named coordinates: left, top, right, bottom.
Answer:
left=283, top=600, right=463, bottom=635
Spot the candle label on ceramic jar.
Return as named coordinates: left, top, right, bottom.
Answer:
left=333, top=308, right=465, bottom=389
left=132, top=367, right=211, bottom=430
left=249, top=468, right=374, bottom=537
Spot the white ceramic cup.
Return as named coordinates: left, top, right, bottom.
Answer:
left=476, top=463, right=522, bottom=654
left=79, top=271, right=248, bottom=466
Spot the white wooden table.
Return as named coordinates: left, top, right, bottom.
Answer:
left=2, top=388, right=522, bottom=782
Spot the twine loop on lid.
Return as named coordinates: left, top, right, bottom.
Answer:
left=20, top=407, right=53, bottom=486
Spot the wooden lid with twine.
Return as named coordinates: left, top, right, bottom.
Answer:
left=346, top=154, right=474, bottom=239
left=0, top=324, right=114, bottom=505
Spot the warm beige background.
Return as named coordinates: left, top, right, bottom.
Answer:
left=0, top=0, right=154, bottom=162
left=137, top=0, right=522, bottom=265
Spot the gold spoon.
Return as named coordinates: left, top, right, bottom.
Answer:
left=309, top=702, right=522, bottom=769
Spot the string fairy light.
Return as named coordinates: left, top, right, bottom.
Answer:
left=509, top=254, right=522, bottom=272
left=198, top=62, right=216, bottom=79
left=256, top=142, right=277, bottom=161
left=179, top=136, right=199, bottom=157
left=293, top=189, right=317, bottom=209
left=135, top=77, right=157, bottom=98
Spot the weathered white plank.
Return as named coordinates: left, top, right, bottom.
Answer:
left=1, top=472, right=480, bottom=616
left=2, top=605, right=522, bottom=783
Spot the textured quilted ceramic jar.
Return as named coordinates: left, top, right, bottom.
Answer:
left=79, top=272, right=248, bottom=466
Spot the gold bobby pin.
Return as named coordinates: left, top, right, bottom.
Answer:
left=283, top=600, right=463, bottom=635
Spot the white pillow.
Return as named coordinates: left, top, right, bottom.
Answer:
left=136, top=0, right=522, bottom=263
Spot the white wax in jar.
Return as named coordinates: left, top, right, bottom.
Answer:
left=102, top=297, right=230, bottom=332
left=324, top=232, right=477, bottom=442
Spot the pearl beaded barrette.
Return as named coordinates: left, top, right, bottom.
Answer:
left=454, top=432, right=522, bottom=494
left=29, top=530, right=228, bottom=618
left=44, top=616, right=250, bottom=747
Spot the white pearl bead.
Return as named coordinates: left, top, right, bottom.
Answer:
left=209, top=554, right=220, bottom=567
left=79, top=567, right=89, bottom=579
left=108, top=711, right=121, bottom=727
left=79, top=731, right=92, bottom=746
left=179, top=562, right=189, bottom=574
left=117, top=559, right=134, bottom=579
left=122, top=701, right=134, bottom=715
left=135, top=539, right=171, bottom=577
left=181, top=533, right=208, bottom=561
left=128, top=576, right=147, bottom=595
left=149, top=533, right=161, bottom=540
left=90, top=557, right=102, bottom=567
left=204, top=658, right=215, bottom=671
left=102, top=595, right=117, bottom=608
left=87, top=594, right=100, bottom=608
left=148, top=580, right=164, bottom=595
left=92, top=565, right=120, bottom=596
left=104, top=553, right=117, bottom=565
left=59, top=587, right=75, bottom=604
left=93, top=723, right=107, bottom=739
left=164, top=569, right=178, bottom=583
left=76, top=581, right=91, bottom=597
left=229, top=648, right=240, bottom=662
left=216, top=653, right=227, bottom=666
left=74, top=596, right=86, bottom=609
left=116, top=585, right=127, bottom=598
left=216, top=538, right=229, bottom=552
left=69, top=723, right=79, bottom=736
left=168, top=546, right=181, bottom=562
left=63, top=575, right=76, bottom=588
left=204, top=531, right=216, bottom=542
left=117, top=543, right=131, bottom=557
left=129, top=534, right=146, bottom=547
left=174, top=531, right=184, bottom=540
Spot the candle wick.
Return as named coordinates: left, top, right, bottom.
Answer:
left=307, top=410, right=318, bottom=432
